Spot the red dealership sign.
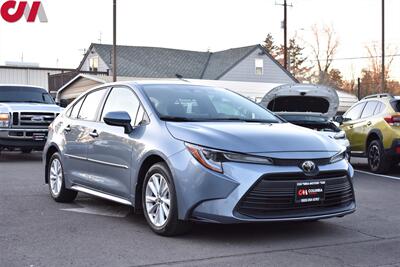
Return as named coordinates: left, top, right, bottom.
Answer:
left=0, top=1, right=47, bottom=23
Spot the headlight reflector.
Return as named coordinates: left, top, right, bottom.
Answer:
left=334, top=131, right=346, bottom=140
left=0, top=113, right=10, bottom=128
left=330, top=148, right=347, bottom=163
left=185, top=143, right=273, bottom=173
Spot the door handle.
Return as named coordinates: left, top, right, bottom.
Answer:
left=349, top=125, right=354, bottom=129
left=89, top=130, right=99, bottom=138
left=64, top=125, right=71, bottom=132
left=367, top=121, right=372, bottom=126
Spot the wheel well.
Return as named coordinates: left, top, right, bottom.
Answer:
left=135, top=155, right=165, bottom=211
left=366, top=132, right=381, bottom=150
left=44, top=146, right=59, bottom=184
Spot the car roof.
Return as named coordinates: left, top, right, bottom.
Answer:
left=0, top=84, right=46, bottom=90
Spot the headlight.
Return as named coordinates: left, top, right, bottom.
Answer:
left=185, top=143, right=273, bottom=173
left=0, top=113, right=10, bottom=128
left=334, top=131, right=346, bottom=140
left=330, top=148, right=347, bottom=163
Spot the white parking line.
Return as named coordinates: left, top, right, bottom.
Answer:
left=355, top=169, right=400, bottom=181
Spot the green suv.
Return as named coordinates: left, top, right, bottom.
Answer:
left=337, top=93, right=400, bottom=173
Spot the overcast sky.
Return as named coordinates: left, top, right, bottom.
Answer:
left=0, top=0, right=399, bottom=80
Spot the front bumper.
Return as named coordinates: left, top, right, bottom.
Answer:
left=0, top=128, right=48, bottom=149
left=168, top=149, right=355, bottom=223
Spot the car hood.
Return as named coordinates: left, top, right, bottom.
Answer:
left=260, top=84, right=339, bottom=119
left=0, top=103, right=62, bottom=113
left=166, top=121, right=341, bottom=154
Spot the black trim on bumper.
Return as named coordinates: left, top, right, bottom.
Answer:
left=385, top=139, right=400, bottom=158
left=0, top=138, right=46, bottom=149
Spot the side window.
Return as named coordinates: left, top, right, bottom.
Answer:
left=344, top=103, right=366, bottom=121
left=361, top=101, right=378, bottom=118
left=70, top=97, right=85, bottom=119
left=101, top=87, right=141, bottom=126
left=78, top=89, right=107, bottom=121
left=374, top=102, right=385, bottom=115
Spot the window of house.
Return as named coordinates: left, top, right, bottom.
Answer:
left=89, top=56, right=99, bottom=72
left=255, top=59, right=263, bottom=75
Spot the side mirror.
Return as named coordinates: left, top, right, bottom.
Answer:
left=334, top=115, right=344, bottom=124
left=103, top=111, right=133, bottom=134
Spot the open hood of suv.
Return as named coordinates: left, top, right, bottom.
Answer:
left=260, top=84, right=339, bottom=119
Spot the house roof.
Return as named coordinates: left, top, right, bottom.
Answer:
left=78, top=43, right=297, bottom=82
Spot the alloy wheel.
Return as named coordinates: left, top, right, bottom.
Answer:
left=145, top=173, right=171, bottom=227
left=49, top=158, right=63, bottom=196
left=369, top=144, right=380, bottom=170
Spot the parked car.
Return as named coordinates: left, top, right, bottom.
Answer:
left=0, top=85, right=62, bottom=153
left=44, top=81, right=355, bottom=236
left=260, top=84, right=350, bottom=156
left=336, top=93, right=400, bottom=173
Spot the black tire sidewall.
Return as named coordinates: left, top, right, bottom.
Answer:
left=368, top=140, right=388, bottom=173
left=142, top=162, right=178, bottom=235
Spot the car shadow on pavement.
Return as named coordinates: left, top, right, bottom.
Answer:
left=351, top=157, right=400, bottom=176
left=0, top=151, right=43, bottom=162
left=183, top=220, right=335, bottom=242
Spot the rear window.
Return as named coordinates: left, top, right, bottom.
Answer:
left=267, top=96, right=329, bottom=113
left=391, top=100, right=400, bottom=112
left=0, top=86, right=54, bottom=104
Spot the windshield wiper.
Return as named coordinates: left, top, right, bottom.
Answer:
left=24, top=101, right=46, bottom=104
left=208, top=118, right=278, bottom=123
left=160, top=116, right=196, bottom=122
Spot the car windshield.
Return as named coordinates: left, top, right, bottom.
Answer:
left=280, top=114, right=328, bottom=123
left=141, top=84, right=280, bottom=123
left=0, top=86, right=55, bottom=104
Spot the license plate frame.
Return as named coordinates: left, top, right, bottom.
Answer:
left=295, top=180, right=326, bottom=204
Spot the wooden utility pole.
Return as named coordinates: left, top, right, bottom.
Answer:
left=276, top=0, right=292, bottom=70
left=112, top=0, right=117, bottom=82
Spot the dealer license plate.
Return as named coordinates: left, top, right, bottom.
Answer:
left=295, top=180, right=326, bottom=204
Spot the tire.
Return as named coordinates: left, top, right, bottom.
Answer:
left=142, top=162, right=191, bottom=236
left=368, top=140, right=392, bottom=174
left=21, top=148, right=32, bottom=154
left=47, top=153, right=77, bottom=203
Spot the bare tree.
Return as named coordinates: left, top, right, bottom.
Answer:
left=361, top=43, right=398, bottom=94
left=309, top=24, right=340, bottom=84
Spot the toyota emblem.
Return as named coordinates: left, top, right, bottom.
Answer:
left=302, top=161, right=316, bottom=174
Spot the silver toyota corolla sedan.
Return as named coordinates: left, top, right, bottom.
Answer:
left=43, top=81, right=356, bottom=236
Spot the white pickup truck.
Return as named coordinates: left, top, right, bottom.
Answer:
left=0, top=85, right=62, bottom=153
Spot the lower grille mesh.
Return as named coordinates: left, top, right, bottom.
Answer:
left=236, top=173, right=354, bottom=218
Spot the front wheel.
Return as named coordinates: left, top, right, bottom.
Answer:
left=368, top=140, right=392, bottom=174
left=47, top=153, right=77, bottom=202
left=142, top=162, right=190, bottom=236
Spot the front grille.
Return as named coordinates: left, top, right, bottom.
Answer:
left=12, top=112, right=19, bottom=126
left=15, top=112, right=56, bottom=127
left=236, top=172, right=354, bottom=218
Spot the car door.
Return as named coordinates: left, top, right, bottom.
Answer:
left=359, top=101, right=379, bottom=151
left=342, top=102, right=367, bottom=152
left=62, top=96, right=89, bottom=184
left=85, top=86, right=144, bottom=199
left=67, top=88, right=108, bottom=188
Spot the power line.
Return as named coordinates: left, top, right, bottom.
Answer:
left=309, top=54, right=400, bottom=62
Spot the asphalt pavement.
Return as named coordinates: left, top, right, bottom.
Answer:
left=1, top=152, right=400, bottom=267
